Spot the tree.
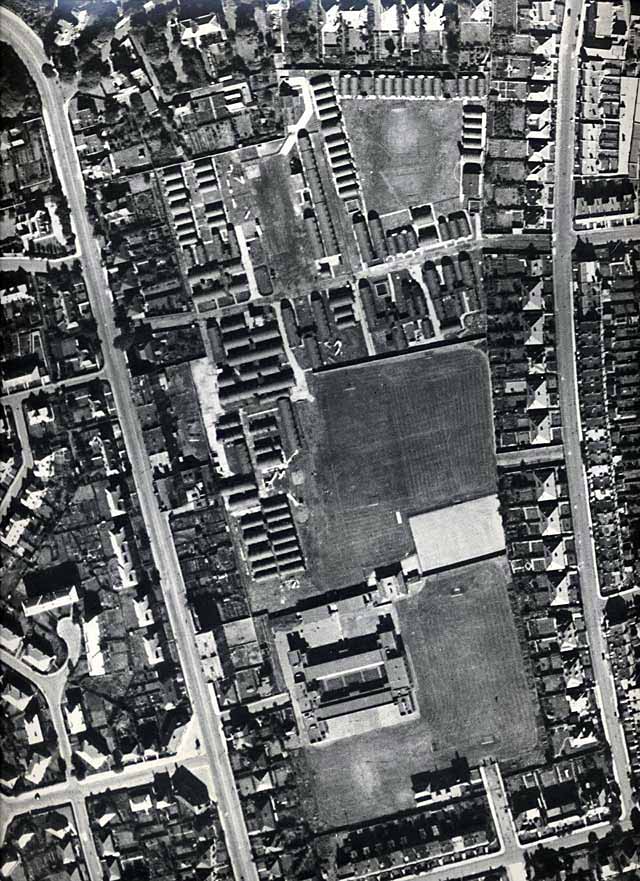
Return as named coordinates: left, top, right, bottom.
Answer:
left=57, top=45, right=78, bottom=75
left=157, top=61, right=177, bottom=87
left=605, top=595, right=628, bottom=625
left=41, top=63, right=56, bottom=78
left=531, top=845, right=563, bottom=879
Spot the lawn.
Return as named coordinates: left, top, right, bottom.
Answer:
left=301, top=557, right=543, bottom=831
left=251, top=154, right=314, bottom=292
left=297, top=344, right=497, bottom=590
left=398, top=557, right=542, bottom=768
left=342, top=99, right=463, bottom=213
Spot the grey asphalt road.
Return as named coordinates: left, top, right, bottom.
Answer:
left=578, top=222, right=640, bottom=245
left=2, top=753, right=209, bottom=822
left=0, top=648, right=72, bottom=769
left=0, top=5, right=633, bottom=880
left=551, top=0, right=634, bottom=821
left=0, top=400, right=34, bottom=518
left=0, top=8, right=257, bottom=881
left=0, top=254, right=77, bottom=273
left=483, top=763, right=521, bottom=862
left=72, top=794, right=105, bottom=880
left=496, top=444, right=565, bottom=468
left=1, top=368, right=105, bottom=409
left=0, top=784, right=103, bottom=880
left=1, top=370, right=104, bottom=517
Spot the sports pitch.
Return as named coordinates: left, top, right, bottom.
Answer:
left=342, top=99, right=463, bottom=213
left=301, top=557, right=543, bottom=830
left=298, top=344, right=497, bottom=590
left=251, top=154, right=314, bottom=291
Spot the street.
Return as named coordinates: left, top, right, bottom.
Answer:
left=0, top=8, right=257, bottom=881
left=0, top=648, right=73, bottom=769
left=1, top=368, right=105, bottom=518
left=0, top=253, right=78, bottom=273
left=0, top=2, right=635, bottom=878
left=551, top=0, right=634, bottom=821
left=579, top=221, right=640, bottom=245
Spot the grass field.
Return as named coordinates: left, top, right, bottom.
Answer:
left=398, top=557, right=542, bottom=766
left=298, top=344, right=496, bottom=590
left=342, top=99, right=463, bottom=213
left=251, top=154, right=314, bottom=292
left=302, top=557, right=543, bottom=831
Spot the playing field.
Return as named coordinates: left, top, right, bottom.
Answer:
left=251, top=154, right=314, bottom=292
left=302, top=557, right=543, bottom=831
left=342, top=99, right=463, bottom=212
left=298, top=344, right=496, bottom=590
left=398, top=557, right=541, bottom=766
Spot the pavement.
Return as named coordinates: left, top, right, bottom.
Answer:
left=482, top=763, right=520, bottom=862
left=0, top=5, right=634, bottom=880
left=1, top=369, right=104, bottom=518
left=279, top=75, right=315, bottom=155
left=0, top=727, right=208, bottom=876
left=0, top=639, right=103, bottom=879
left=2, top=753, right=209, bottom=820
left=0, top=8, right=257, bottom=881
left=352, top=4, right=637, bottom=878
left=0, top=648, right=73, bottom=770
left=551, top=0, right=634, bottom=822
left=71, top=795, right=104, bottom=880
left=0, top=253, right=78, bottom=273
left=0, top=400, right=33, bottom=519
left=1, top=368, right=105, bottom=409
left=496, top=444, right=566, bottom=469
left=578, top=222, right=640, bottom=245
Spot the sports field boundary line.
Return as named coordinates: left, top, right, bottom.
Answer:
left=417, top=549, right=508, bottom=579
left=312, top=333, right=486, bottom=374
left=311, top=784, right=498, bottom=839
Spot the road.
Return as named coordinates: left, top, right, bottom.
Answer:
left=353, top=4, right=637, bottom=878
left=0, top=8, right=257, bottom=881
left=1, top=5, right=634, bottom=880
left=578, top=222, right=640, bottom=246
left=1, top=367, right=105, bottom=409
left=551, top=0, right=634, bottom=821
left=482, top=763, right=520, bottom=862
left=495, top=444, right=565, bottom=469
left=0, top=253, right=78, bottom=273
left=0, top=751, right=207, bottom=881
left=0, top=637, right=102, bottom=879
left=0, top=647, right=73, bottom=770
left=1, top=369, right=104, bottom=517
left=1, top=753, right=209, bottom=822
left=71, top=794, right=105, bottom=880
left=0, top=399, right=34, bottom=518
left=279, top=74, right=315, bottom=155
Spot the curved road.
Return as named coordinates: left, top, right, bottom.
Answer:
left=0, top=9, right=256, bottom=881
left=0, top=648, right=72, bottom=768
left=1, top=4, right=634, bottom=879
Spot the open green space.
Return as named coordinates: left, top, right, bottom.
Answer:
left=398, top=557, right=542, bottom=768
left=251, top=154, right=314, bottom=292
left=301, top=557, right=543, bottom=831
left=297, top=344, right=496, bottom=591
left=342, top=99, right=463, bottom=212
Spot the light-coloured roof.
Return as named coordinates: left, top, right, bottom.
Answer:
left=306, top=649, right=384, bottom=682
left=223, top=616, right=257, bottom=647
left=409, top=495, right=505, bottom=573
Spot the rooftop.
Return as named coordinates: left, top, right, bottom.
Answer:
left=409, top=494, right=505, bottom=573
